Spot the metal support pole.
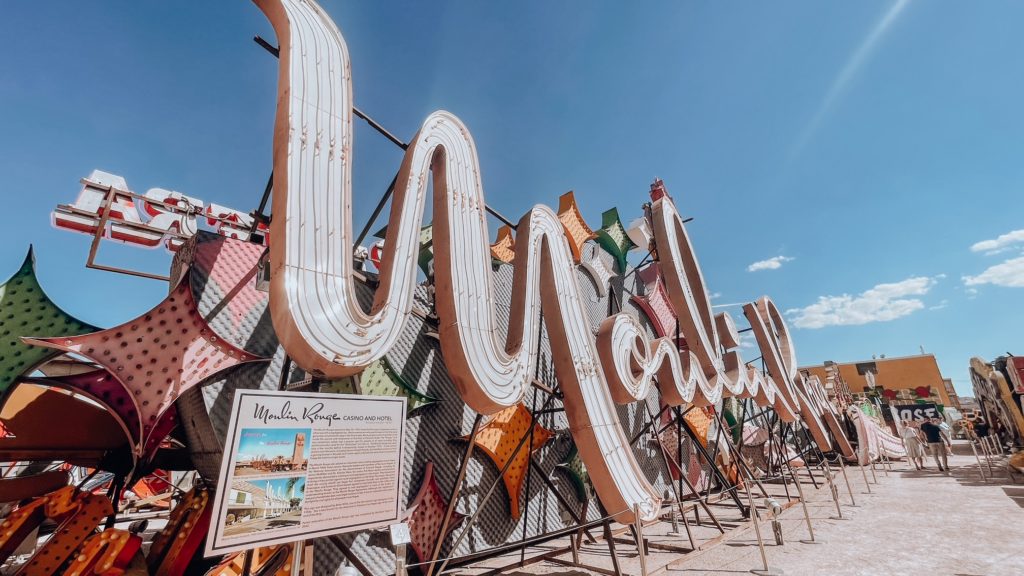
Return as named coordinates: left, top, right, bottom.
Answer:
left=394, top=543, right=407, bottom=576
left=240, top=549, right=254, bottom=576
left=836, top=457, right=857, bottom=507
left=425, top=414, right=483, bottom=576
left=603, top=520, right=624, bottom=576
left=678, top=408, right=745, bottom=520
left=868, top=458, right=878, bottom=484
left=969, top=440, right=988, bottom=482
left=519, top=386, right=539, bottom=565
left=745, top=469, right=783, bottom=576
left=822, top=461, right=844, bottom=520
left=858, top=461, right=873, bottom=494
left=633, top=504, right=648, bottom=576
left=788, top=464, right=819, bottom=545
left=980, top=438, right=996, bottom=479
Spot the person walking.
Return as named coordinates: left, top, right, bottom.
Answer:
left=921, top=417, right=949, bottom=472
left=900, top=421, right=926, bottom=470
left=938, top=418, right=954, bottom=455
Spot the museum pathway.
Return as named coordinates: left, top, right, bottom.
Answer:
left=460, top=440, right=1024, bottom=576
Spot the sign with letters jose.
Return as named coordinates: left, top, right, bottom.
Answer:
left=894, top=403, right=940, bottom=421
left=206, top=390, right=406, bottom=556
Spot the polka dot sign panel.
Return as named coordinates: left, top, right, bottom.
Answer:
left=464, top=404, right=554, bottom=519
left=23, top=272, right=266, bottom=454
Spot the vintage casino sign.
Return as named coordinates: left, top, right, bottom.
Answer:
left=41, top=0, right=856, bottom=527
left=895, top=403, right=941, bottom=421
left=255, top=0, right=853, bottom=525
left=53, top=169, right=267, bottom=252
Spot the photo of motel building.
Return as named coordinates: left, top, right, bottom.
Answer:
left=226, top=479, right=293, bottom=522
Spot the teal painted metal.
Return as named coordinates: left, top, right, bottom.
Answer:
left=595, top=208, right=637, bottom=272
left=0, top=247, right=97, bottom=397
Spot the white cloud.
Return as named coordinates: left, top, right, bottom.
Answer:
left=970, top=229, right=1024, bottom=255
left=747, top=255, right=794, bottom=272
left=786, top=276, right=938, bottom=329
left=962, top=255, right=1024, bottom=288
left=709, top=291, right=722, bottom=300
left=929, top=299, right=948, bottom=311
left=738, top=332, right=756, bottom=349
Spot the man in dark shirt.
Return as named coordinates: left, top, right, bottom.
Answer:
left=974, top=418, right=990, bottom=439
left=920, top=418, right=949, bottom=472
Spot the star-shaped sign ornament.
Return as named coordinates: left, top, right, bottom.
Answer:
left=23, top=271, right=267, bottom=458
left=464, top=403, right=554, bottom=519
left=405, top=461, right=465, bottom=564
left=0, top=247, right=97, bottom=399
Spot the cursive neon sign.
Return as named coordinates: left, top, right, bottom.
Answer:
left=256, top=0, right=850, bottom=524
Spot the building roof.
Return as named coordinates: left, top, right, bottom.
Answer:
left=800, top=354, right=952, bottom=405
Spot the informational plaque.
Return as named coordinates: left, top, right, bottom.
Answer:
left=205, top=390, right=406, bottom=556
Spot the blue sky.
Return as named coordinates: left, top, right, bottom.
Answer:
left=2, top=1, right=1023, bottom=397
left=237, top=428, right=311, bottom=461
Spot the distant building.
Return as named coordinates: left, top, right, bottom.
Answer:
left=942, top=378, right=961, bottom=411
left=227, top=479, right=291, bottom=522
left=291, top=433, right=306, bottom=469
left=801, top=354, right=953, bottom=408
left=959, top=396, right=980, bottom=415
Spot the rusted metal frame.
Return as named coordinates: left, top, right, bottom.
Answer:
left=84, top=186, right=171, bottom=281
left=104, top=473, right=126, bottom=529
left=247, top=172, right=274, bottom=239
left=527, top=454, right=592, bottom=534
left=353, top=173, right=400, bottom=249
left=575, top=498, right=592, bottom=552
left=431, top=383, right=562, bottom=576
left=430, top=510, right=625, bottom=575
left=276, top=356, right=294, bottom=392
left=780, top=422, right=821, bottom=489
left=428, top=315, right=586, bottom=575
left=751, top=402, right=792, bottom=501
left=79, top=182, right=258, bottom=281
left=240, top=548, right=255, bottom=576
left=518, top=384, right=540, bottom=565
left=794, top=421, right=830, bottom=488
left=413, top=498, right=626, bottom=572
left=628, top=402, right=673, bottom=445
left=641, top=391, right=698, bottom=551
left=328, top=535, right=374, bottom=576
left=710, top=410, right=772, bottom=502
left=765, top=410, right=792, bottom=500
left=423, top=413, right=483, bottom=576
left=546, top=555, right=625, bottom=576
left=705, top=406, right=728, bottom=500
left=671, top=407, right=728, bottom=532
left=619, top=250, right=653, bottom=283
left=602, top=518, right=625, bottom=576
left=516, top=312, right=553, bottom=564
left=255, top=36, right=518, bottom=234
left=676, top=407, right=746, bottom=516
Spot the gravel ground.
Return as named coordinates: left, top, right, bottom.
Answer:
left=464, top=440, right=1024, bottom=576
